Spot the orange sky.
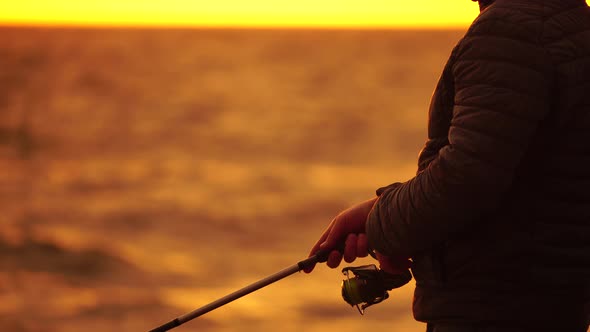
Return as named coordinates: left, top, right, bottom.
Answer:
left=1, top=0, right=479, bottom=28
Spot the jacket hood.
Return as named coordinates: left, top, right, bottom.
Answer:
left=472, top=0, right=495, bottom=11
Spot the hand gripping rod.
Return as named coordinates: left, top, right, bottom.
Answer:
left=148, top=251, right=330, bottom=332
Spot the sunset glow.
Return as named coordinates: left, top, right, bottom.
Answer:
left=1, top=0, right=479, bottom=28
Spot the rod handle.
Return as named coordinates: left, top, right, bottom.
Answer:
left=297, top=243, right=346, bottom=271
left=315, top=241, right=347, bottom=263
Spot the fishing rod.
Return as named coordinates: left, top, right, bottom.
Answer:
left=148, top=249, right=412, bottom=332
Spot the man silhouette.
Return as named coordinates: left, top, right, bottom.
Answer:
left=305, top=1, right=590, bottom=331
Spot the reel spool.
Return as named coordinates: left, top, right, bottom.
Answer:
left=341, top=265, right=412, bottom=314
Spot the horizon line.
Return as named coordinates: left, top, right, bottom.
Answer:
left=0, top=22, right=470, bottom=30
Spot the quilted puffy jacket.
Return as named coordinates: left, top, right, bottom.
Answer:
left=366, top=0, right=590, bottom=328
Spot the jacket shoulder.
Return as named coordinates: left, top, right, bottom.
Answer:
left=466, top=2, right=545, bottom=45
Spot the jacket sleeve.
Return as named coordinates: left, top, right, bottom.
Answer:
left=366, top=17, right=553, bottom=257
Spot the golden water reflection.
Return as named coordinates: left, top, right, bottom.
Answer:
left=0, top=27, right=464, bottom=331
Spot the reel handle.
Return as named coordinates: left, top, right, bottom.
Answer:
left=381, top=269, right=412, bottom=290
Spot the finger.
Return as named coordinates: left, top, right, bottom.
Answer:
left=356, top=233, right=368, bottom=258
left=326, top=250, right=342, bottom=269
left=343, top=233, right=357, bottom=263
left=320, top=216, right=347, bottom=252
left=308, top=220, right=335, bottom=258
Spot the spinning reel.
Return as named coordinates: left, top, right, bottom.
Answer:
left=341, top=264, right=412, bottom=314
